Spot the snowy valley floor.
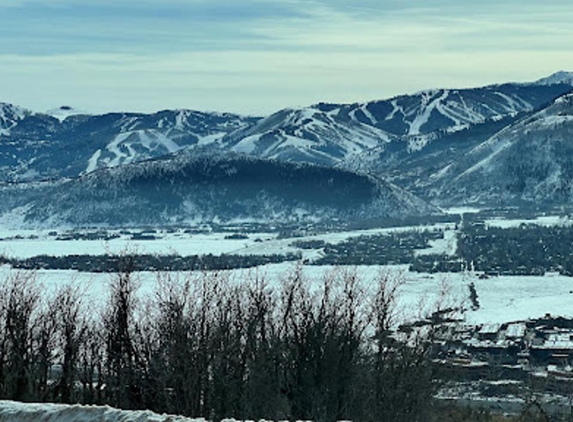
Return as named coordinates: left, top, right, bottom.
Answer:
left=2, top=218, right=573, bottom=326
left=1, top=262, right=573, bottom=326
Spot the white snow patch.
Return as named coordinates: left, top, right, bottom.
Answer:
left=409, top=90, right=449, bottom=135
left=175, top=110, right=188, bottom=130
left=106, top=132, right=133, bottom=167
left=0, top=400, right=198, bottom=422
left=430, top=163, right=454, bottom=182
left=360, top=103, right=378, bottom=125
left=407, top=135, right=431, bottom=153
left=104, top=130, right=181, bottom=167
left=0, top=206, right=31, bottom=230
left=465, top=272, right=573, bottom=325
left=0, top=231, right=277, bottom=259
left=0, top=103, right=29, bottom=136
left=232, top=134, right=262, bottom=154
left=385, top=100, right=403, bottom=121
left=139, top=130, right=180, bottom=153
left=197, top=132, right=225, bottom=146
left=442, top=207, right=481, bottom=215
left=535, top=71, right=573, bottom=86
left=277, top=134, right=317, bottom=150
left=2, top=256, right=573, bottom=326
left=455, top=137, right=513, bottom=179
left=493, top=92, right=525, bottom=113
left=485, top=215, right=572, bottom=228
left=119, top=116, right=139, bottom=132
left=85, top=149, right=102, bottom=174
left=415, top=229, right=458, bottom=257
left=535, top=114, right=573, bottom=127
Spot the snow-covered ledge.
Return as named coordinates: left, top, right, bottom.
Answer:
left=0, top=400, right=203, bottom=422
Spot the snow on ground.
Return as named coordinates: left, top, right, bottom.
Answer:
left=0, top=400, right=198, bottom=422
left=0, top=224, right=455, bottom=259
left=231, top=134, right=262, bottom=154
left=409, top=90, right=449, bottom=135
left=415, top=229, right=458, bottom=257
left=3, top=261, right=573, bottom=326
left=0, top=231, right=276, bottom=259
left=485, top=215, right=572, bottom=228
left=106, top=132, right=133, bottom=167
left=197, top=132, right=225, bottom=146
left=2, top=222, right=573, bottom=326
left=442, top=207, right=481, bottom=215
left=85, top=149, right=102, bottom=174
left=466, top=272, right=573, bottom=325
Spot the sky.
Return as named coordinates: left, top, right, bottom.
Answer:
left=1, top=0, right=573, bottom=116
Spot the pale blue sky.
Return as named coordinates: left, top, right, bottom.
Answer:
left=1, top=0, right=572, bottom=115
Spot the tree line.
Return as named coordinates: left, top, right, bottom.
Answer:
left=0, top=262, right=452, bottom=422
left=0, top=252, right=301, bottom=273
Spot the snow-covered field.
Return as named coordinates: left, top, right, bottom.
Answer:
left=0, top=230, right=273, bottom=259
left=2, top=218, right=573, bottom=326
left=0, top=400, right=198, bottom=421
left=2, top=213, right=569, bottom=261
left=2, top=262, right=573, bottom=326
left=415, top=229, right=458, bottom=257
left=0, top=224, right=455, bottom=259
left=485, top=215, right=573, bottom=228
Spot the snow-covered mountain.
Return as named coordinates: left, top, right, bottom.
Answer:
left=426, top=92, right=573, bottom=205
left=220, top=107, right=396, bottom=167
left=1, top=72, right=571, bottom=182
left=0, top=106, right=257, bottom=181
left=218, top=73, right=572, bottom=167
left=533, top=70, right=573, bottom=86
left=316, top=82, right=568, bottom=137
left=0, top=102, right=31, bottom=136
left=0, top=151, right=436, bottom=227
left=340, top=111, right=525, bottom=196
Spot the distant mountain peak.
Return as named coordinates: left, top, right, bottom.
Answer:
left=0, top=102, right=30, bottom=118
left=0, top=102, right=31, bottom=136
left=534, top=71, right=573, bottom=86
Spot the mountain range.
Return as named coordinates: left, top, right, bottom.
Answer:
left=1, top=71, right=573, bottom=226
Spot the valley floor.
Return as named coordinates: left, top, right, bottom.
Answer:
left=2, top=213, right=573, bottom=326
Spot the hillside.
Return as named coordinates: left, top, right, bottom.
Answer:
left=427, top=93, right=573, bottom=205
left=0, top=152, right=436, bottom=227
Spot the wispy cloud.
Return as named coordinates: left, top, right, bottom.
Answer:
left=1, top=0, right=572, bottom=114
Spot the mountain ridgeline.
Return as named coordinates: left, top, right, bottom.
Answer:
left=0, top=105, right=258, bottom=182
left=1, top=73, right=571, bottom=182
left=1, top=71, right=573, bottom=226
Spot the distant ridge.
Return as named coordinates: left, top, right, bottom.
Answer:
left=534, top=70, right=573, bottom=86
left=1, top=72, right=571, bottom=182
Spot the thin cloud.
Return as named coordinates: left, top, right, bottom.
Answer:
left=0, top=0, right=572, bottom=114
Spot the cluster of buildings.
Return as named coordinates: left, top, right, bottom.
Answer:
left=438, top=316, right=573, bottom=386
